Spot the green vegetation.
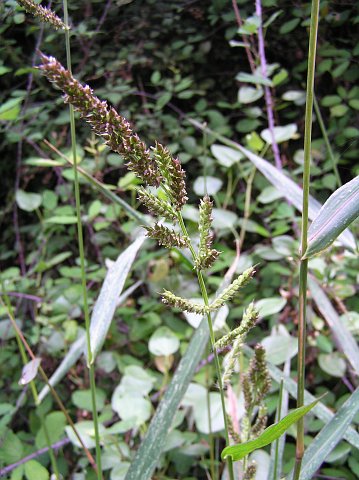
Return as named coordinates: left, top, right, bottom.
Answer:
left=0, top=1, right=358, bottom=479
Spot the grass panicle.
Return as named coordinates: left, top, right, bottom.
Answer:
left=39, top=55, right=160, bottom=186
left=145, top=223, right=190, bottom=248
left=195, top=195, right=220, bottom=270
left=16, top=0, right=66, bottom=29
left=137, top=187, right=177, bottom=222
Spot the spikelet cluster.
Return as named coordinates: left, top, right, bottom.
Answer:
left=221, top=303, right=258, bottom=385
left=17, top=0, right=66, bottom=29
left=244, top=463, right=257, bottom=480
left=195, top=195, right=220, bottom=270
left=145, top=223, right=189, bottom=249
left=215, top=302, right=258, bottom=350
left=242, top=344, right=270, bottom=440
left=226, top=413, right=241, bottom=443
left=39, top=55, right=160, bottom=186
left=137, top=187, right=177, bottom=222
left=152, top=143, right=188, bottom=210
left=161, top=291, right=208, bottom=314
left=245, top=344, right=271, bottom=408
left=210, top=266, right=256, bottom=311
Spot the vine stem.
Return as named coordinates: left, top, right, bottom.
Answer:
left=62, top=1, right=102, bottom=477
left=294, top=1, right=320, bottom=479
left=177, top=214, right=235, bottom=480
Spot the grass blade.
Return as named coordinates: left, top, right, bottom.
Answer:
left=243, top=345, right=359, bottom=449
left=38, top=334, right=86, bottom=403
left=222, top=399, right=319, bottom=462
left=303, top=175, right=359, bottom=258
left=86, top=236, right=145, bottom=364
left=292, top=387, right=359, bottom=480
left=309, top=277, right=359, bottom=375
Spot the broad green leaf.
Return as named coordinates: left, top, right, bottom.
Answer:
left=212, top=208, right=238, bottom=230
left=303, top=176, right=359, bottom=258
left=24, top=460, right=49, bottom=480
left=238, top=86, right=263, bottom=104
left=112, top=394, right=152, bottom=426
left=309, top=277, right=359, bottom=375
left=65, top=421, right=106, bottom=449
left=243, top=345, right=359, bottom=450
left=125, top=264, right=237, bottom=480
left=187, top=120, right=356, bottom=251
left=293, top=387, right=359, bottom=480
left=45, top=215, right=77, bottom=224
left=148, top=326, right=180, bottom=356
left=256, top=297, right=286, bottom=318
left=193, top=176, right=223, bottom=195
left=0, top=430, right=23, bottom=463
left=72, top=388, right=106, bottom=412
left=318, top=352, right=346, bottom=377
left=86, top=236, right=145, bottom=364
left=261, top=325, right=297, bottom=365
left=235, top=71, right=273, bottom=87
left=0, top=98, right=22, bottom=121
left=16, top=189, right=42, bottom=212
left=35, top=412, right=66, bottom=449
left=211, top=144, right=244, bottom=168
left=222, top=399, right=319, bottom=461
left=260, top=124, right=297, bottom=144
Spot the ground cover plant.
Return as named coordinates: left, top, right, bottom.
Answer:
left=0, top=0, right=358, bottom=479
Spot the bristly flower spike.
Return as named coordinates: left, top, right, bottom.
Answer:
left=214, top=302, right=258, bottom=350
left=16, top=0, right=67, bottom=30
left=137, top=187, right=177, bottom=222
left=209, top=266, right=256, bottom=311
left=144, top=223, right=189, bottom=248
left=152, top=142, right=188, bottom=210
left=39, top=55, right=160, bottom=186
left=161, top=291, right=208, bottom=314
left=195, top=195, right=220, bottom=270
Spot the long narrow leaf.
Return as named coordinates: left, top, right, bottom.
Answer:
left=85, top=236, right=145, bottom=364
left=38, top=334, right=86, bottom=403
left=243, top=345, right=359, bottom=449
left=303, top=175, right=359, bottom=258
left=222, top=399, right=319, bottom=461
left=309, top=277, right=359, bottom=375
left=294, top=387, right=359, bottom=480
left=187, top=119, right=356, bottom=251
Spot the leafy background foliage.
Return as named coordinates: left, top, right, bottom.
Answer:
left=0, top=0, right=358, bottom=479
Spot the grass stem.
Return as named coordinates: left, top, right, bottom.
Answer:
left=62, top=1, right=102, bottom=477
left=294, top=1, right=320, bottom=479
left=177, top=214, right=235, bottom=480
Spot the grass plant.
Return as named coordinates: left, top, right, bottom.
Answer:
left=1, top=0, right=358, bottom=479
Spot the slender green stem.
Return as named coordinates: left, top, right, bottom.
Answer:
left=273, top=379, right=284, bottom=480
left=205, top=345, right=216, bottom=480
left=62, top=1, right=102, bottom=477
left=294, top=1, right=320, bottom=479
left=313, top=95, right=341, bottom=187
left=177, top=214, right=235, bottom=480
